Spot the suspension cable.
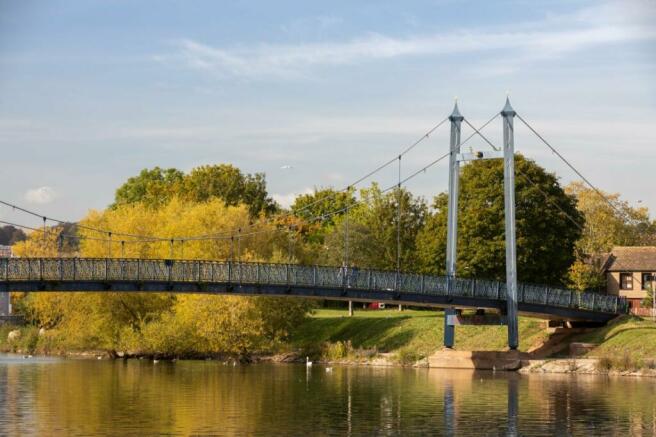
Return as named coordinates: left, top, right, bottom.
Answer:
left=460, top=113, right=500, bottom=149
left=0, top=118, right=450, bottom=245
left=0, top=200, right=163, bottom=242
left=0, top=119, right=452, bottom=250
left=516, top=113, right=628, bottom=220
left=0, top=219, right=110, bottom=243
left=463, top=118, right=500, bottom=151
left=463, top=117, right=639, bottom=279
left=194, top=116, right=448, bottom=242
left=2, top=146, right=452, bottom=250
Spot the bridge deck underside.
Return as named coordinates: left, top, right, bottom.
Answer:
left=2, top=280, right=616, bottom=323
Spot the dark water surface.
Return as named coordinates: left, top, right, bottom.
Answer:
left=0, top=354, right=655, bottom=436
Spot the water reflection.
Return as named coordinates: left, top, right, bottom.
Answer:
left=0, top=354, right=655, bottom=436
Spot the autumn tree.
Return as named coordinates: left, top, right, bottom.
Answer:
left=12, top=226, right=66, bottom=258
left=16, top=197, right=312, bottom=355
left=139, top=294, right=311, bottom=356
left=566, top=181, right=655, bottom=254
left=416, top=155, right=583, bottom=285
left=566, top=259, right=606, bottom=292
left=12, top=226, right=78, bottom=327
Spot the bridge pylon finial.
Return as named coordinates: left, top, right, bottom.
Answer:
left=449, top=100, right=464, bottom=122
left=501, top=97, right=516, bottom=117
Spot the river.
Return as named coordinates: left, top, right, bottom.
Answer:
left=0, top=354, right=654, bottom=436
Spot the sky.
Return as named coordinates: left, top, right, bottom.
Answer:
left=1, top=0, right=655, bottom=227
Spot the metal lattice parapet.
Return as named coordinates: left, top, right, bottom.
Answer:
left=0, top=257, right=628, bottom=315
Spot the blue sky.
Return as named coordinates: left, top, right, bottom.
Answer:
left=1, top=0, right=655, bottom=226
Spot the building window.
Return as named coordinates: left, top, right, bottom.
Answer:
left=642, top=273, right=655, bottom=290
left=620, top=273, right=633, bottom=290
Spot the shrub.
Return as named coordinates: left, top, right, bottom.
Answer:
left=618, top=352, right=640, bottom=371
left=322, top=341, right=354, bottom=361
left=22, top=327, right=40, bottom=353
left=596, top=356, right=613, bottom=372
left=396, top=348, right=422, bottom=365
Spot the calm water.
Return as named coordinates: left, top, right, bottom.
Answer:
left=0, top=354, right=655, bottom=436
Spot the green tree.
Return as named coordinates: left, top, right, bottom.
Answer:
left=323, top=184, right=428, bottom=270
left=415, top=193, right=448, bottom=274
left=114, top=167, right=184, bottom=208
left=642, top=283, right=654, bottom=310
left=0, top=225, right=26, bottom=245
left=292, top=188, right=354, bottom=227
left=114, top=164, right=277, bottom=218
left=291, top=187, right=355, bottom=248
left=416, top=155, right=583, bottom=285
left=181, top=164, right=277, bottom=217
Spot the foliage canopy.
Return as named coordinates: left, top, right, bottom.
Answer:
left=113, top=164, right=277, bottom=217
left=415, top=155, right=584, bottom=285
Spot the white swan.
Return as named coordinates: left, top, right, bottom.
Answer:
left=325, top=367, right=333, bottom=373
left=306, top=356, right=313, bottom=367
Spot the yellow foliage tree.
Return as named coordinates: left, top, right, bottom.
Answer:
left=17, top=197, right=312, bottom=355
left=566, top=181, right=654, bottom=254
left=11, top=227, right=71, bottom=324
left=566, top=259, right=606, bottom=292
left=12, top=226, right=63, bottom=258
left=78, top=197, right=284, bottom=261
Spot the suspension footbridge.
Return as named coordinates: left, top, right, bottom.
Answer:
left=0, top=98, right=631, bottom=349
left=0, top=258, right=625, bottom=323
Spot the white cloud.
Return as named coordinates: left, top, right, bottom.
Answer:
left=163, top=6, right=656, bottom=79
left=24, top=186, right=56, bottom=204
left=272, top=188, right=313, bottom=208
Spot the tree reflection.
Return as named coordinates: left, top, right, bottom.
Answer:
left=0, top=359, right=655, bottom=435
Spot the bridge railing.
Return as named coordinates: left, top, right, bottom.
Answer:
left=0, top=258, right=628, bottom=315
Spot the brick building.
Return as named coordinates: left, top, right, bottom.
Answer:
left=602, top=246, right=656, bottom=316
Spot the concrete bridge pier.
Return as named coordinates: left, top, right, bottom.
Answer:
left=444, top=308, right=456, bottom=348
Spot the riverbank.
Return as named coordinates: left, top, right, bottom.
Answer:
left=289, top=308, right=549, bottom=365
left=290, top=309, right=656, bottom=375
left=3, top=308, right=656, bottom=375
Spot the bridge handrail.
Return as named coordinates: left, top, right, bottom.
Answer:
left=0, top=257, right=628, bottom=315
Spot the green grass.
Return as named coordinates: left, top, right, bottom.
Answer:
left=571, top=315, right=656, bottom=369
left=290, top=308, right=549, bottom=362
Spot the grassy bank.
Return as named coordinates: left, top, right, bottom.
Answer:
left=5, top=308, right=655, bottom=371
left=0, top=308, right=550, bottom=362
left=571, top=315, right=656, bottom=371
left=290, top=308, right=549, bottom=364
